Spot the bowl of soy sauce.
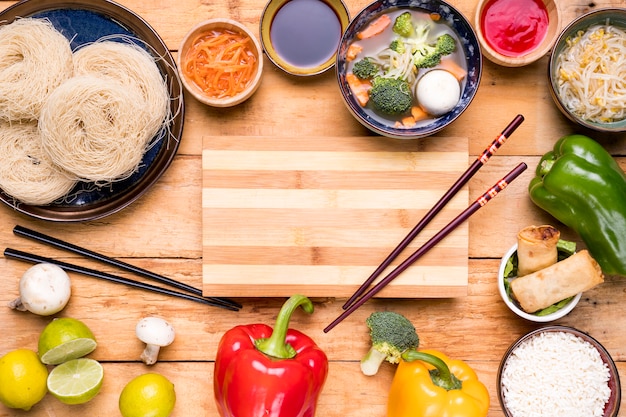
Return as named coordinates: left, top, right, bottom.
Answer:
left=260, top=0, right=350, bottom=76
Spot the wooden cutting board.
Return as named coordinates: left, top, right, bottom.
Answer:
left=202, top=135, right=469, bottom=298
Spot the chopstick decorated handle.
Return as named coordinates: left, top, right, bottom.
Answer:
left=326, top=162, right=528, bottom=332
left=13, top=225, right=241, bottom=310
left=342, top=114, right=525, bottom=310
left=3, top=248, right=240, bottom=311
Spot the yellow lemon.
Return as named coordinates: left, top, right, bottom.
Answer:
left=38, top=317, right=97, bottom=365
left=0, top=348, right=48, bottom=411
left=119, top=373, right=176, bottom=417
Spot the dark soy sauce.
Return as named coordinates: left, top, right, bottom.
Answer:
left=270, top=0, right=341, bottom=68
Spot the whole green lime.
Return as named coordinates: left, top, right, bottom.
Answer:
left=119, top=373, right=176, bottom=417
left=0, top=348, right=48, bottom=410
left=38, top=317, right=97, bottom=365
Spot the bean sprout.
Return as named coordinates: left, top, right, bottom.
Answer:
left=555, top=22, right=626, bottom=123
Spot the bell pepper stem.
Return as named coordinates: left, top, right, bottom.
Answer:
left=255, top=294, right=314, bottom=359
left=538, top=158, right=555, bottom=176
left=401, top=349, right=462, bottom=391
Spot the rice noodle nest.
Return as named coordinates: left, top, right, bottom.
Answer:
left=73, top=39, right=170, bottom=145
left=38, top=75, right=151, bottom=183
left=0, top=121, right=77, bottom=205
left=0, top=18, right=73, bottom=121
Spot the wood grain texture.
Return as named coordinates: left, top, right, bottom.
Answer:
left=0, top=0, right=625, bottom=416
left=202, top=136, right=469, bottom=297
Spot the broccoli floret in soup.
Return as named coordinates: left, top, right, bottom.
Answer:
left=369, top=76, right=412, bottom=115
left=352, top=57, right=380, bottom=80
left=392, top=11, right=415, bottom=38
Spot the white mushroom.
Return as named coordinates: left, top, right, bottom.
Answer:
left=136, top=317, right=175, bottom=365
left=8, top=263, right=71, bottom=316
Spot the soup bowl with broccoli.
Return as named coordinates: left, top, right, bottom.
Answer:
left=336, top=0, right=482, bottom=139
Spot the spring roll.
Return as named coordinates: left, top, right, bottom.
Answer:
left=511, top=250, right=604, bottom=313
left=517, top=225, right=560, bottom=276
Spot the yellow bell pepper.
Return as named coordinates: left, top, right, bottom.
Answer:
left=387, top=349, right=489, bottom=417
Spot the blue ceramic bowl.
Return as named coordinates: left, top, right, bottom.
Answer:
left=336, top=0, right=482, bottom=139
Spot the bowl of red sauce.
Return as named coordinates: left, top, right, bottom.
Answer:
left=474, top=0, right=560, bottom=67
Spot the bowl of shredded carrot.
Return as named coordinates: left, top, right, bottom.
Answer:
left=177, top=18, right=263, bottom=107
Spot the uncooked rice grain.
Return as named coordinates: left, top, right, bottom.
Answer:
left=500, top=331, right=611, bottom=417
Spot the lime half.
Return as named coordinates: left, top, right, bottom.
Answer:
left=47, top=358, right=104, bottom=405
left=38, top=317, right=97, bottom=365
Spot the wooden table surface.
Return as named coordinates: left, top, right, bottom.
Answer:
left=1, top=0, right=625, bottom=416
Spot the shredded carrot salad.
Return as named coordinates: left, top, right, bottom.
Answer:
left=183, top=29, right=258, bottom=99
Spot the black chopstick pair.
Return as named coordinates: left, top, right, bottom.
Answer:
left=5, top=225, right=242, bottom=312
left=324, top=115, right=526, bottom=332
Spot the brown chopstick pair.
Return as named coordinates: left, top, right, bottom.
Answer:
left=324, top=115, right=526, bottom=332
left=6, top=225, right=241, bottom=311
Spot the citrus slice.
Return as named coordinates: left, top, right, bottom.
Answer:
left=119, top=373, right=176, bottom=417
left=0, top=349, right=48, bottom=411
left=38, top=317, right=97, bottom=365
left=47, top=358, right=104, bottom=405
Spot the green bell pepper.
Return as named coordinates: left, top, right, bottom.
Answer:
left=529, top=134, right=626, bottom=276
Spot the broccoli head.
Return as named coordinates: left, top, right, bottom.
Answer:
left=360, top=311, right=419, bottom=376
left=389, top=39, right=406, bottom=54
left=369, top=76, right=412, bottom=115
left=436, top=33, right=457, bottom=55
left=413, top=46, right=442, bottom=68
left=413, top=33, right=457, bottom=69
left=352, top=57, right=379, bottom=80
left=392, top=11, right=414, bottom=38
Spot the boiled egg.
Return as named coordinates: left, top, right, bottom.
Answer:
left=416, top=69, right=461, bottom=116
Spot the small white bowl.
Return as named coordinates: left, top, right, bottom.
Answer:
left=498, top=243, right=581, bottom=322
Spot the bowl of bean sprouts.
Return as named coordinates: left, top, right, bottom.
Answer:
left=548, top=8, right=626, bottom=133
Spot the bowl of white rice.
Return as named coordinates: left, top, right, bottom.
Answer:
left=498, top=325, right=621, bottom=417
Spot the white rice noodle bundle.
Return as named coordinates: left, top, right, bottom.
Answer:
left=73, top=40, right=170, bottom=147
left=39, top=75, right=150, bottom=183
left=0, top=121, right=77, bottom=205
left=0, top=18, right=73, bottom=121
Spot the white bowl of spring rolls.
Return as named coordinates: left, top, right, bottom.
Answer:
left=498, top=225, right=605, bottom=322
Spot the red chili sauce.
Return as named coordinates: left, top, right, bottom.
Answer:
left=480, top=0, right=549, bottom=57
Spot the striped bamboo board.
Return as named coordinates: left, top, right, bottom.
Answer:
left=202, top=136, right=469, bottom=298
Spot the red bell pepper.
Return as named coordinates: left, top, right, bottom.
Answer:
left=214, top=294, right=328, bottom=417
